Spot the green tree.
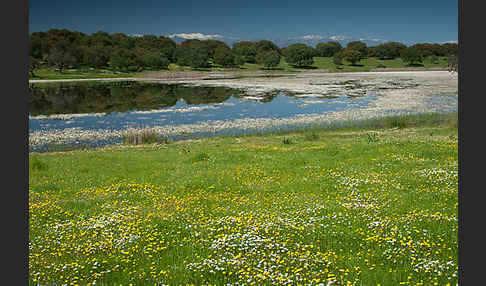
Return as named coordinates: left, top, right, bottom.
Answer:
left=280, top=46, right=290, bottom=58
left=203, top=40, right=231, bottom=59
left=139, top=51, right=170, bottom=70
left=255, top=40, right=281, bottom=61
left=234, top=55, right=245, bottom=67
left=29, top=32, right=49, bottom=60
left=133, top=35, right=159, bottom=50
left=112, top=33, right=136, bottom=50
left=257, top=50, right=280, bottom=69
left=29, top=56, right=40, bottom=77
left=428, top=55, right=439, bottom=64
left=316, top=41, right=342, bottom=57
left=333, top=52, right=343, bottom=66
left=158, top=36, right=177, bottom=62
left=284, top=44, right=315, bottom=67
left=374, top=42, right=407, bottom=59
left=29, top=34, right=45, bottom=60
left=213, top=47, right=235, bottom=67
left=400, top=47, right=423, bottom=66
left=82, top=45, right=110, bottom=68
left=175, top=40, right=210, bottom=68
left=90, top=31, right=113, bottom=48
left=46, top=46, right=77, bottom=73
left=410, top=43, right=444, bottom=57
left=342, top=49, right=361, bottom=65
left=131, top=35, right=177, bottom=63
left=109, top=48, right=138, bottom=72
left=346, top=41, right=367, bottom=58
left=442, top=42, right=458, bottom=56
left=367, top=46, right=377, bottom=58
left=232, top=41, right=257, bottom=63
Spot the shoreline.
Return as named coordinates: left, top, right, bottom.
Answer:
left=29, top=70, right=457, bottom=152
left=29, top=68, right=452, bottom=83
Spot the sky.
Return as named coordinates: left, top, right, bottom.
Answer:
left=29, top=0, right=458, bottom=44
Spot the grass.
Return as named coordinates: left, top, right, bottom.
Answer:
left=310, top=56, right=449, bottom=72
left=29, top=67, right=139, bottom=80
left=29, top=113, right=457, bottom=285
left=236, top=56, right=448, bottom=73
left=122, top=129, right=168, bottom=145
left=30, top=56, right=449, bottom=80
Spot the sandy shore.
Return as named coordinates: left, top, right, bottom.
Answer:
left=29, top=71, right=458, bottom=151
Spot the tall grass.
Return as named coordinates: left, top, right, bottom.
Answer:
left=122, top=129, right=166, bottom=145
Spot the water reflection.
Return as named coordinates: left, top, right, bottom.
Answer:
left=28, top=80, right=415, bottom=152
left=29, top=81, right=246, bottom=116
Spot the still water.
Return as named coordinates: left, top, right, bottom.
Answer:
left=28, top=80, right=456, bottom=152
left=29, top=81, right=373, bottom=130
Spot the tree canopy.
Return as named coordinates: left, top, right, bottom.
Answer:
left=373, top=42, right=407, bottom=60
left=28, top=28, right=458, bottom=74
left=257, top=50, right=281, bottom=69
left=341, top=49, right=361, bottom=65
left=346, top=41, right=368, bottom=58
left=176, top=40, right=211, bottom=68
left=29, top=29, right=178, bottom=72
left=400, top=47, right=424, bottom=66
left=284, top=44, right=315, bottom=67
left=232, top=41, right=257, bottom=63
left=255, top=40, right=281, bottom=55
left=315, top=41, right=342, bottom=57
left=213, top=47, right=236, bottom=68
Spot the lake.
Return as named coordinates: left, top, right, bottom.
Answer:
left=29, top=73, right=458, bottom=152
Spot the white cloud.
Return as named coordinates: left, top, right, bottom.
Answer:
left=359, top=38, right=386, bottom=42
left=167, top=33, right=223, bottom=40
left=328, top=35, right=349, bottom=41
left=443, top=40, right=458, bottom=44
left=298, top=34, right=324, bottom=40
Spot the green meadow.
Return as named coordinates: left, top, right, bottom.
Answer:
left=29, top=113, right=458, bottom=286
left=29, top=56, right=449, bottom=80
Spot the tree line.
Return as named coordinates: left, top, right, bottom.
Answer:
left=29, top=29, right=459, bottom=75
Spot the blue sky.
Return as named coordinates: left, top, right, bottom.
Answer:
left=29, top=0, right=458, bottom=44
